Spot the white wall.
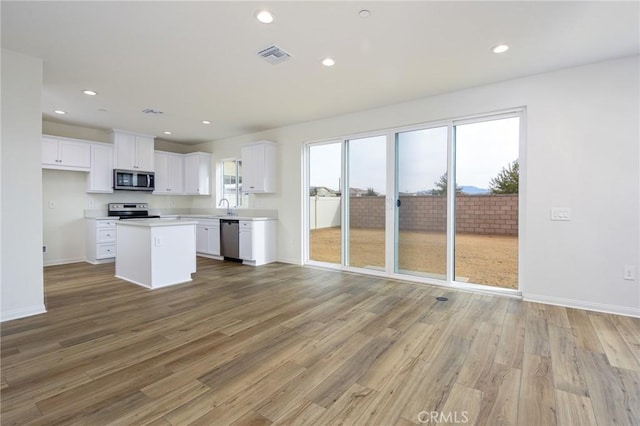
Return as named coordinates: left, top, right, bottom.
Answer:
left=1, top=50, right=46, bottom=321
left=196, top=56, right=639, bottom=317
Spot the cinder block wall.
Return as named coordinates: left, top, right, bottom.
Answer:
left=348, top=194, right=518, bottom=235
left=454, top=194, right=518, bottom=235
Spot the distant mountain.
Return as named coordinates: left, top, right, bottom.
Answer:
left=460, top=186, right=490, bottom=194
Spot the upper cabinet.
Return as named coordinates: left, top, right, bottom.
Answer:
left=42, top=135, right=91, bottom=171
left=242, top=141, right=277, bottom=193
left=112, top=130, right=154, bottom=171
left=154, top=151, right=184, bottom=194
left=86, top=143, right=114, bottom=193
left=184, top=152, right=211, bottom=195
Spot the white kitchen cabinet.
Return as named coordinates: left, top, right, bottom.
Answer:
left=42, top=135, right=91, bottom=171
left=154, top=151, right=184, bottom=194
left=239, top=221, right=253, bottom=261
left=86, top=143, right=114, bottom=193
left=184, top=152, right=211, bottom=195
left=239, top=219, right=276, bottom=266
left=187, top=218, right=220, bottom=257
left=195, top=225, right=209, bottom=253
left=112, top=130, right=155, bottom=171
left=242, top=141, right=276, bottom=193
left=86, top=218, right=118, bottom=264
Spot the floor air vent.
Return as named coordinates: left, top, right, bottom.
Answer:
left=258, top=45, right=292, bottom=65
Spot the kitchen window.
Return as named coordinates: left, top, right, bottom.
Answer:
left=220, top=159, right=248, bottom=208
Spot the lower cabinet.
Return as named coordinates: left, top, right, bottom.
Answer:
left=192, top=219, right=220, bottom=257
left=86, top=219, right=118, bottom=264
left=239, top=222, right=253, bottom=261
left=184, top=216, right=275, bottom=265
left=239, top=220, right=276, bottom=266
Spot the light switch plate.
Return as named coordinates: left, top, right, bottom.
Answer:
left=551, top=207, right=571, bottom=221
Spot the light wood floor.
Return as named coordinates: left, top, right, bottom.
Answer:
left=2, top=259, right=639, bottom=425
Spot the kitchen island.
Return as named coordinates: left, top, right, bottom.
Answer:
left=115, top=219, right=197, bottom=289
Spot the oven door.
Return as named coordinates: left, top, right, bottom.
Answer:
left=113, top=170, right=134, bottom=190
left=132, top=172, right=154, bottom=190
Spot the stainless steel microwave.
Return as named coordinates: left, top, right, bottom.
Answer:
left=113, top=169, right=155, bottom=191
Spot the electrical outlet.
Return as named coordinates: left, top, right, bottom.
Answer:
left=623, top=265, right=636, bottom=281
left=48, top=201, right=56, bottom=209
left=551, top=207, right=571, bottom=221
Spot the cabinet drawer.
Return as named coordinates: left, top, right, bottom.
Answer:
left=240, top=221, right=253, bottom=229
left=197, top=219, right=220, bottom=226
left=96, top=220, right=118, bottom=228
left=97, top=244, right=116, bottom=258
left=97, top=228, right=116, bottom=243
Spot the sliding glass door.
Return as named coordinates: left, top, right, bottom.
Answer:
left=346, top=135, right=386, bottom=271
left=454, top=116, right=520, bottom=288
left=395, top=126, right=449, bottom=279
left=308, top=142, right=342, bottom=265
left=306, top=111, right=521, bottom=291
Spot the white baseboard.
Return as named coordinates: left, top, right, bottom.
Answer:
left=1, top=304, right=47, bottom=322
left=85, top=258, right=116, bottom=265
left=277, top=257, right=303, bottom=265
left=43, top=257, right=86, bottom=267
left=524, top=293, right=640, bottom=318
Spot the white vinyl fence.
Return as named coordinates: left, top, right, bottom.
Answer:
left=309, top=196, right=341, bottom=230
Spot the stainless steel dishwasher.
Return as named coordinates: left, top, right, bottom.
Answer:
left=220, top=219, right=240, bottom=259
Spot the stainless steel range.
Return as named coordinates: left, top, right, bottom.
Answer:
left=107, top=203, right=160, bottom=220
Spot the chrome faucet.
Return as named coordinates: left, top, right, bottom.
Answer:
left=218, top=198, right=232, bottom=216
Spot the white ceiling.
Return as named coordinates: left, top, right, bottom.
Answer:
left=2, top=1, right=639, bottom=144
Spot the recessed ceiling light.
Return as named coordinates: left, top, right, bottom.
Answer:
left=201, top=120, right=211, bottom=125
left=256, top=10, right=274, bottom=24
left=163, top=131, right=172, bottom=135
left=492, top=44, right=510, bottom=54
left=322, top=57, right=335, bottom=67
left=54, top=110, right=67, bottom=115
left=359, top=9, right=371, bottom=18
left=83, top=90, right=97, bottom=96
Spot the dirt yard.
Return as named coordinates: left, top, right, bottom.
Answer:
left=310, top=227, right=518, bottom=289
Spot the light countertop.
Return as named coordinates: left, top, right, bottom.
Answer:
left=179, top=215, right=275, bottom=221
left=115, top=219, right=197, bottom=227
left=86, top=215, right=275, bottom=221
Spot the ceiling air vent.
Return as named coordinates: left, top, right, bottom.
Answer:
left=258, top=44, right=292, bottom=65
